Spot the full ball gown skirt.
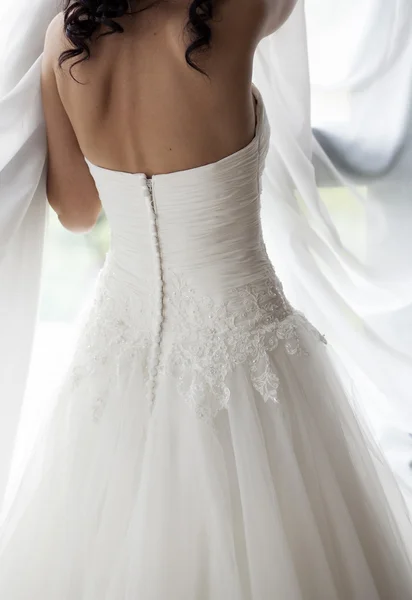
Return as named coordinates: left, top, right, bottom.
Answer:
left=0, top=85, right=412, bottom=599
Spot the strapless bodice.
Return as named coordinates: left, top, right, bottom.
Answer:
left=85, top=84, right=271, bottom=299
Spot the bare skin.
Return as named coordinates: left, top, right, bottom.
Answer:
left=41, top=0, right=297, bottom=232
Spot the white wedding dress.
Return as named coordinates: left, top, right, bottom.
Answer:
left=0, top=84, right=412, bottom=599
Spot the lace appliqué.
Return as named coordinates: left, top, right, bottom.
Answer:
left=158, top=271, right=327, bottom=420
left=60, top=272, right=151, bottom=423
left=61, top=268, right=326, bottom=423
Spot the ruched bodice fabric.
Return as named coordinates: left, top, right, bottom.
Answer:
left=85, top=84, right=271, bottom=299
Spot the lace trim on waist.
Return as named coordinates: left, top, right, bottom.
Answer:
left=61, top=269, right=326, bottom=422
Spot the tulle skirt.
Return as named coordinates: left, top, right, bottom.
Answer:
left=0, top=324, right=411, bottom=599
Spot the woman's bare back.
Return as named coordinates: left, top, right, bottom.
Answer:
left=55, top=0, right=296, bottom=174
left=42, top=0, right=296, bottom=230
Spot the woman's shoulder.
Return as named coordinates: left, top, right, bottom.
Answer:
left=215, top=0, right=296, bottom=44
left=43, top=12, right=69, bottom=69
left=259, top=0, right=298, bottom=38
left=44, top=12, right=65, bottom=46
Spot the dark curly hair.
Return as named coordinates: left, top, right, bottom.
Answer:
left=59, top=0, right=214, bottom=78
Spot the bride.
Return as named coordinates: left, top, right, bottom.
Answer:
left=0, top=0, right=412, bottom=597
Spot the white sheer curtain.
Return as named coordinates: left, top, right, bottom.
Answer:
left=259, top=0, right=412, bottom=495
left=0, top=0, right=58, bottom=509
left=309, top=0, right=412, bottom=480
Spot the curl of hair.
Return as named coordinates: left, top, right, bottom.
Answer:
left=59, top=0, right=214, bottom=78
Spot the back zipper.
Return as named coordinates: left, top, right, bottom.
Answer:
left=146, top=177, right=154, bottom=209
left=145, top=174, right=164, bottom=411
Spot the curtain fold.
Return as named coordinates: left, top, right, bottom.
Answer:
left=0, top=0, right=59, bottom=510
left=254, top=0, right=412, bottom=496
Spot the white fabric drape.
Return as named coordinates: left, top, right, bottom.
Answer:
left=0, top=0, right=58, bottom=508
left=309, top=0, right=412, bottom=488
left=264, top=0, right=412, bottom=499
left=254, top=0, right=412, bottom=497
left=0, top=0, right=411, bottom=512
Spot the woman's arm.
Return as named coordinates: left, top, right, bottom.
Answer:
left=41, top=15, right=101, bottom=233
